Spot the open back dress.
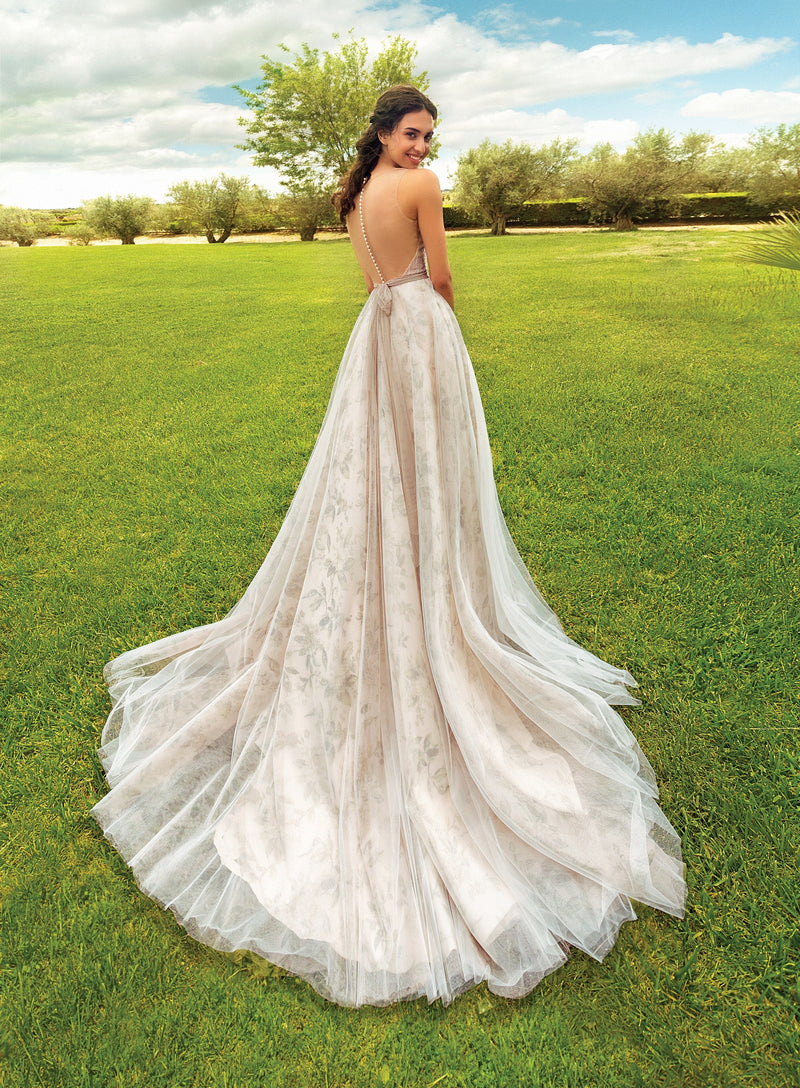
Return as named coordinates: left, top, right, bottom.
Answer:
left=92, top=166, right=685, bottom=1007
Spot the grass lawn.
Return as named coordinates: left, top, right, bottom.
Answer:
left=1, top=230, right=798, bottom=1087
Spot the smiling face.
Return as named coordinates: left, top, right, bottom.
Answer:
left=378, top=109, right=435, bottom=169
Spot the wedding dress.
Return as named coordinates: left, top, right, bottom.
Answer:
left=93, top=170, right=685, bottom=1007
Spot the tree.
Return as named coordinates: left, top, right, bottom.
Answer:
left=748, top=123, right=800, bottom=208
left=687, top=142, right=755, bottom=193
left=274, top=181, right=338, bottom=241
left=242, top=186, right=278, bottom=233
left=0, top=205, right=51, bottom=246
left=67, top=221, right=97, bottom=246
left=236, top=34, right=430, bottom=238
left=572, top=129, right=713, bottom=230
left=451, top=138, right=577, bottom=235
left=166, top=174, right=251, bottom=243
left=82, top=195, right=154, bottom=244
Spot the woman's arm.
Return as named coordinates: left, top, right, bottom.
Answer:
left=401, top=169, right=454, bottom=310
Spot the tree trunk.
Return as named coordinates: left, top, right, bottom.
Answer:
left=613, top=211, right=635, bottom=231
left=299, top=225, right=316, bottom=241
left=207, top=227, right=233, bottom=243
left=490, top=215, right=507, bottom=236
left=121, top=235, right=136, bottom=244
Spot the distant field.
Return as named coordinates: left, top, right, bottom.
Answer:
left=1, top=232, right=798, bottom=1087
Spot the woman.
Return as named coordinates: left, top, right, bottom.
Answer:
left=93, top=86, right=685, bottom=1007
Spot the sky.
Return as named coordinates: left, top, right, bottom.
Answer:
left=2, top=0, right=799, bottom=208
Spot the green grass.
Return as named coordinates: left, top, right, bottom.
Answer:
left=1, top=232, right=798, bottom=1087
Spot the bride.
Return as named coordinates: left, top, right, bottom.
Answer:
left=93, top=85, right=685, bottom=1007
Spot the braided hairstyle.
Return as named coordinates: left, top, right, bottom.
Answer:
left=333, top=85, right=438, bottom=221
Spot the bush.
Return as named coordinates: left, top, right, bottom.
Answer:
left=67, top=222, right=97, bottom=246
left=664, top=192, right=794, bottom=222
left=442, top=204, right=482, bottom=229
left=442, top=192, right=799, bottom=231
left=512, top=199, right=593, bottom=227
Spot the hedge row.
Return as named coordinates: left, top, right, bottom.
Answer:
left=442, top=192, right=799, bottom=229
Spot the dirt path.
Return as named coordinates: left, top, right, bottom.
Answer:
left=25, top=222, right=757, bottom=248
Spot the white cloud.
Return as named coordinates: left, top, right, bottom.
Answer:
left=1, top=0, right=796, bottom=206
left=592, top=30, right=637, bottom=43
left=710, top=131, right=753, bottom=149
left=437, top=107, right=638, bottom=156
left=476, top=5, right=564, bottom=37
left=582, top=119, right=640, bottom=148
left=634, top=90, right=674, bottom=105
left=421, top=29, right=792, bottom=118
left=681, top=87, right=800, bottom=122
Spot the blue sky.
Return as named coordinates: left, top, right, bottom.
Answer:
left=2, top=0, right=798, bottom=207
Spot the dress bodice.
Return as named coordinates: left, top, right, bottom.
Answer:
left=388, top=242, right=427, bottom=284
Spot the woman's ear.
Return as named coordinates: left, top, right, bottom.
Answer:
left=377, top=129, right=389, bottom=146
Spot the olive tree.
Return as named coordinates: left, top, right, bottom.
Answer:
left=572, top=129, right=713, bottom=230
left=167, top=174, right=251, bottom=243
left=274, top=183, right=338, bottom=241
left=0, top=205, right=51, bottom=246
left=451, top=138, right=577, bottom=236
left=240, top=186, right=279, bottom=233
left=67, top=221, right=97, bottom=246
left=82, top=194, right=155, bottom=244
left=236, top=33, right=430, bottom=239
left=748, top=123, right=800, bottom=208
left=688, top=142, right=756, bottom=193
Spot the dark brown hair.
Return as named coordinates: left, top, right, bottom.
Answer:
left=332, top=85, right=438, bottom=221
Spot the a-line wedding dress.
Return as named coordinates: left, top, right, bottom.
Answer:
left=93, top=168, right=685, bottom=1007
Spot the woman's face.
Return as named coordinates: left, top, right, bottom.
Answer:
left=379, top=109, right=435, bottom=169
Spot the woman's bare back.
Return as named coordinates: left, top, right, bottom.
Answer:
left=346, top=168, right=424, bottom=285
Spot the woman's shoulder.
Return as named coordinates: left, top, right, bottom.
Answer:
left=400, top=167, right=442, bottom=195
left=397, top=167, right=442, bottom=217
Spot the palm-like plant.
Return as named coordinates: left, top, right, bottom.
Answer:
left=738, top=209, right=800, bottom=271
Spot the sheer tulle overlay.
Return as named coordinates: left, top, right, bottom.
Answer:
left=93, top=261, right=685, bottom=1007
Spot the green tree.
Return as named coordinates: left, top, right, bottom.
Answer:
left=688, top=142, right=756, bottom=193
left=236, top=34, right=430, bottom=238
left=166, top=174, right=251, bottom=243
left=241, top=186, right=278, bottom=233
left=573, top=129, right=713, bottom=230
left=274, top=182, right=338, bottom=241
left=452, top=138, right=577, bottom=236
left=82, top=195, right=154, bottom=244
left=748, top=123, right=800, bottom=208
left=67, top=221, right=97, bottom=246
left=0, top=205, right=51, bottom=246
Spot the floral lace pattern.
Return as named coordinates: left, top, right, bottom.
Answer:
left=93, top=276, right=685, bottom=1007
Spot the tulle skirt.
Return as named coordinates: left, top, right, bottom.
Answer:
left=93, top=276, right=685, bottom=1006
